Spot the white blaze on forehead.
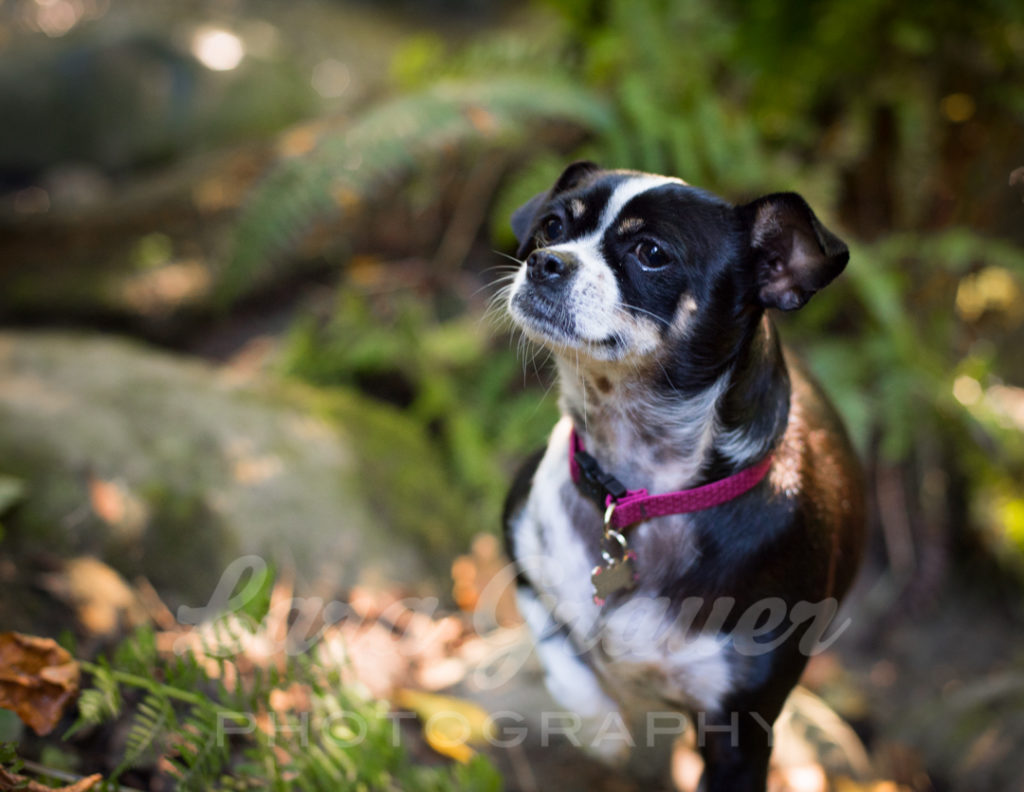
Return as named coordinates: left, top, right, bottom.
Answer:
left=597, top=174, right=683, bottom=234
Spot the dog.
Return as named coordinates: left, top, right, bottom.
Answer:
left=501, top=162, right=865, bottom=791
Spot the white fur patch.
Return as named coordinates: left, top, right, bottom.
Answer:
left=515, top=587, right=618, bottom=718
left=599, top=606, right=733, bottom=712
left=717, top=425, right=770, bottom=467
left=513, top=418, right=601, bottom=630
left=558, top=371, right=729, bottom=493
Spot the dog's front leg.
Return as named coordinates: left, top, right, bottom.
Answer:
left=515, top=587, right=632, bottom=762
left=696, top=708, right=774, bottom=792
left=622, top=707, right=683, bottom=790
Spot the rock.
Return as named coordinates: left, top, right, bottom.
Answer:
left=0, top=332, right=471, bottom=613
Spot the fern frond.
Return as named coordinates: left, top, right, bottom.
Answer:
left=167, top=706, right=230, bottom=791
left=66, top=661, right=123, bottom=738
left=220, top=76, right=610, bottom=303
left=112, top=624, right=157, bottom=676
left=66, top=613, right=504, bottom=790
left=63, top=690, right=106, bottom=738
left=111, top=692, right=175, bottom=780
left=94, top=663, right=123, bottom=719
left=165, top=651, right=204, bottom=692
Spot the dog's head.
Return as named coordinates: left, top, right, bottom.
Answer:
left=506, top=162, right=848, bottom=388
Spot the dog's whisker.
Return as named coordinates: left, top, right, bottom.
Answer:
left=479, top=260, right=523, bottom=274
left=491, top=249, right=525, bottom=265
left=474, top=276, right=518, bottom=300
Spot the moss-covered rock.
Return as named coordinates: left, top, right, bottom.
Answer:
left=0, top=332, right=471, bottom=610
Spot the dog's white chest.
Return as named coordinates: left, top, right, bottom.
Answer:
left=511, top=418, right=603, bottom=633
left=511, top=417, right=736, bottom=714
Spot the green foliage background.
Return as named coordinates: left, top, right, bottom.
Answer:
left=240, top=0, right=1024, bottom=572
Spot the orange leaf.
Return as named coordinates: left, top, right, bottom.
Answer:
left=0, top=765, right=102, bottom=792
left=0, top=632, right=80, bottom=735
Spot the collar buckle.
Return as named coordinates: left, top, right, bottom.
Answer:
left=573, top=449, right=628, bottom=505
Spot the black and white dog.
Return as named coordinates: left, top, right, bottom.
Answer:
left=501, top=162, right=865, bottom=791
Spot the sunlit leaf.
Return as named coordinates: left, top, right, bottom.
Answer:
left=396, top=689, right=492, bottom=764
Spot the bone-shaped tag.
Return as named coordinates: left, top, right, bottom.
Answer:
left=591, top=551, right=637, bottom=605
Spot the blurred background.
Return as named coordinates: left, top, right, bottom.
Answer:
left=1, top=0, right=1023, bottom=790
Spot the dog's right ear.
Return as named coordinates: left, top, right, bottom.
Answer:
left=511, top=161, right=601, bottom=254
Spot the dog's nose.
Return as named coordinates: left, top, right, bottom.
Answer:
left=526, top=251, right=571, bottom=283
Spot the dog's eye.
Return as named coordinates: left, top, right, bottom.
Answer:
left=635, top=241, right=669, bottom=270
left=540, top=216, right=564, bottom=243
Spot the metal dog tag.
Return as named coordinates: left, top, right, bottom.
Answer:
left=591, top=550, right=637, bottom=605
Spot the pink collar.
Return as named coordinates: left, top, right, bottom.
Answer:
left=569, top=427, right=773, bottom=529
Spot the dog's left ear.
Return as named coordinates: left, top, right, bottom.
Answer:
left=739, top=193, right=849, bottom=311
left=511, top=191, right=547, bottom=250
left=511, top=161, right=602, bottom=256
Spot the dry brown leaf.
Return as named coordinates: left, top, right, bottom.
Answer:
left=132, top=575, right=178, bottom=630
left=451, top=533, right=520, bottom=627
left=39, top=557, right=147, bottom=637
left=87, top=476, right=146, bottom=531
left=0, top=632, right=80, bottom=735
left=834, top=779, right=912, bottom=792
left=322, top=620, right=411, bottom=699
left=464, top=105, right=499, bottom=135
left=0, top=765, right=102, bottom=792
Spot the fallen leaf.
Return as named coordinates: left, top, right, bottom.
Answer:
left=451, top=533, right=521, bottom=627
left=87, top=476, right=146, bottom=532
left=834, top=779, right=912, bottom=792
left=0, top=765, right=102, bottom=791
left=415, top=656, right=468, bottom=691
left=277, top=122, right=323, bottom=158
left=39, top=557, right=147, bottom=637
left=396, top=688, right=492, bottom=764
left=465, top=105, right=499, bottom=135
left=327, top=620, right=411, bottom=699
left=0, top=632, right=80, bottom=735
